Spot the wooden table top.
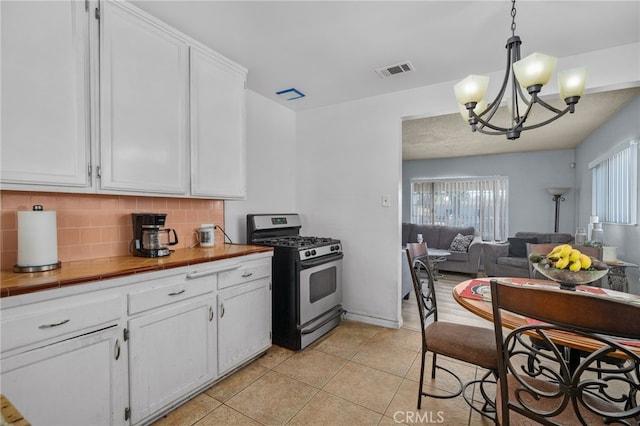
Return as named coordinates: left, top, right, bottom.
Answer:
left=453, top=277, right=640, bottom=357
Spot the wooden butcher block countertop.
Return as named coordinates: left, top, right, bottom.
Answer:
left=0, top=244, right=273, bottom=298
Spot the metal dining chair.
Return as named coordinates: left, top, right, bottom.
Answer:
left=524, top=242, right=618, bottom=375
left=405, top=243, right=498, bottom=418
left=489, top=279, right=640, bottom=425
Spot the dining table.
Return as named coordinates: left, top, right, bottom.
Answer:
left=453, top=277, right=640, bottom=362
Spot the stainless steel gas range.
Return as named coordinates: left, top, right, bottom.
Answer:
left=247, top=214, right=344, bottom=350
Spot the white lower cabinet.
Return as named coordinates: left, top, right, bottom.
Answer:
left=0, top=252, right=272, bottom=426
left=1, top=325, right=128, bottom=426
left=128, top=296, right=216, bottom=424
left=218, top=278, right=271, bottom=375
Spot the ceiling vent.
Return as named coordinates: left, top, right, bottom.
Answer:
left=375, top=61, right=415, bottom=78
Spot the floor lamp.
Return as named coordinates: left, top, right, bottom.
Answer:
left=547, top=187, right=569, bottom=233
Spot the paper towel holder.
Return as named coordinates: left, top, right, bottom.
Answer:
left=14, top=205, right=62, bottom=273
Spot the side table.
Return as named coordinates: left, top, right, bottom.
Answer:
left=605, top=261, right=638, bottom=293
left=427, top=248, right=451, bottom=279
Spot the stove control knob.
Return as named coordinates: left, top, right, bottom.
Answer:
left=305, top=251, right=311, bottom=257
left=311, top=250, right=317, bottom=256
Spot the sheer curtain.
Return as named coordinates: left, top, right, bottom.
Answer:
left=410, top=177, right=508, bottom=241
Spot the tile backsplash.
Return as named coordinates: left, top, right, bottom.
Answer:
left=0, top=191, right=224, bottom=270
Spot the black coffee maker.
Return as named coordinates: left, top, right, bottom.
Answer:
left=131, top=213, right=178, bottom=257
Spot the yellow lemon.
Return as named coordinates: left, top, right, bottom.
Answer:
left=555, top=257, right=569, bottom=269
left=569, top=249, right=581, bottom=262
left=559, top=245, right=572, bottom=258
left=569, top=260, right=581, bottom=272
left=579, top=254, right=592, bottom=270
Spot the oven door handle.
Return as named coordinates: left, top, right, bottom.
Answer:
left=299, top=253, right=343, bottom=269
left=299, top=307, right=345, bottom=334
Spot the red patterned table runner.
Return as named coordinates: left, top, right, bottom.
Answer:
left=459, top=279, right=606, bottom=301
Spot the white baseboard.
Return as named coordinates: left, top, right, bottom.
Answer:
left=343, top=311, right=402, bottom=329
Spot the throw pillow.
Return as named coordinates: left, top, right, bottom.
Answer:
left=449, top=233, right=474, bottom=252
left=507, top=237, right=538, bottom=258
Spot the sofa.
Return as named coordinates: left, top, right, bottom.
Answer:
left=483, top=232, right=574, bottom=278
left=402, top=223, right=483, bottom=274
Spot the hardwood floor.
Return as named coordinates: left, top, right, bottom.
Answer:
left=402, top=271, right=492, bottom=331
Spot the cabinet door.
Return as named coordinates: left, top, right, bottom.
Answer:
left=218, top=278, right=271, bottom=374
left=190, top=46, right=247, bottom=199
left=128, top=297, right=216, bottom=424
left=99, top=1, right=188, bottom=194
left=1, top=0, right=91, bottom=188
left=1, top=326, right=128, bottom=426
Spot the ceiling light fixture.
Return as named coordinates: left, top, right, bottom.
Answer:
left=454, top=0, right=588, bottom=140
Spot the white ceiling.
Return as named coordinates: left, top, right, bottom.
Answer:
left=131, top=1, right=640, bottom=159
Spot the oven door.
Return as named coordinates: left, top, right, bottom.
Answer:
left=298, top=253, right=343, bottom=326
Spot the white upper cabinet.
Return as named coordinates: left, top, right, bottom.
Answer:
left=190, top=47, right=247, bottom=199
left=1, top=0, right=91, bottom=188
left=99, top=1, right=189, bottom=194
left=1, top=0, right=247, bottom=199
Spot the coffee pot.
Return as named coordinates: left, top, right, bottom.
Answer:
left=131, top=213, right=178, bottom=257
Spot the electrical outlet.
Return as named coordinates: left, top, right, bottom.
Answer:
left=382, top=195, right=390, bottom=207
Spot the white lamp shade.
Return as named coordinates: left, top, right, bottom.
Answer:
left=513, top=52, right=558, bottom=88
left=458, top=98, right=488, bottom=119
left=558, top=66, right=588, bottom=100
left=547, top=187, right=569, bottom=196
left=454, top=75, right=490, bottom=105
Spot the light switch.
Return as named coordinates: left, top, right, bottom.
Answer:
left=382, top=195, right=390, bottom=207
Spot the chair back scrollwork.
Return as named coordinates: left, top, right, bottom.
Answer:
left=490, top=279, right=640, bottom=425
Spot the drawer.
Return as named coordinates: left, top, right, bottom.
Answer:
left=1, top=291, right=121, bottom=354
left=218, top=259, right=271, bottom=290
left=128, top=270, right=215, bottom=315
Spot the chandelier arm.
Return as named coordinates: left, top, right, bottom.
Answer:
left=473, top=126, right=518, bottom=136
left=472, top=103, right=571, bottom=135
left=476, top=41, right=517, bottom=124
left=518, top=106, right=572, bottom=131
left=471, top=113, right=521, bottom=133
left=533, top=96, right=567, bottom=115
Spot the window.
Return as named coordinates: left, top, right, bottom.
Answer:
left=410, top=176, right=508, bottom=241
left=589, top=139, right=638, bottom=225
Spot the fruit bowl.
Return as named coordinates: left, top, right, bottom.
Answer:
left=533, top=263, right=608, bottom=291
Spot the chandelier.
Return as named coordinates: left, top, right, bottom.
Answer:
left=454, top=0, right=588, bottom=140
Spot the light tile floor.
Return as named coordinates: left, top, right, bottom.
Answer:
left=152, top=273, right=495, bottom=426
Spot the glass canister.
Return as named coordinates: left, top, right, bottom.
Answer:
left=592, top=222, right=604, bottom=243
left=574, top=227, right=587, bottom=245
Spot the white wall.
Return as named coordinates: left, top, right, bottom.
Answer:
left=402, top=150, right=577, bottom=236
left=575, top=96, right=640, bottom=294
left=294, top=43, right=640, bottom=327
left=224, top=91, right=297, bottom=243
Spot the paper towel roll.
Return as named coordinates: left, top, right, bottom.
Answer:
left=17, top=207, right=59, bottom=269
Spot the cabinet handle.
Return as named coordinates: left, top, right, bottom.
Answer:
left=220, top=303, right=225, bottom=318
left=38, top=319, right=70, bottom=329
left=209, top=306, right=214, bottom=322
left=168, top=289, right=186, bottom=296
left=241, top=272, right=253, bottom=278
left=186, top=264, right=241, bottom=279
left=115, top=339, right=121, bottom=360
